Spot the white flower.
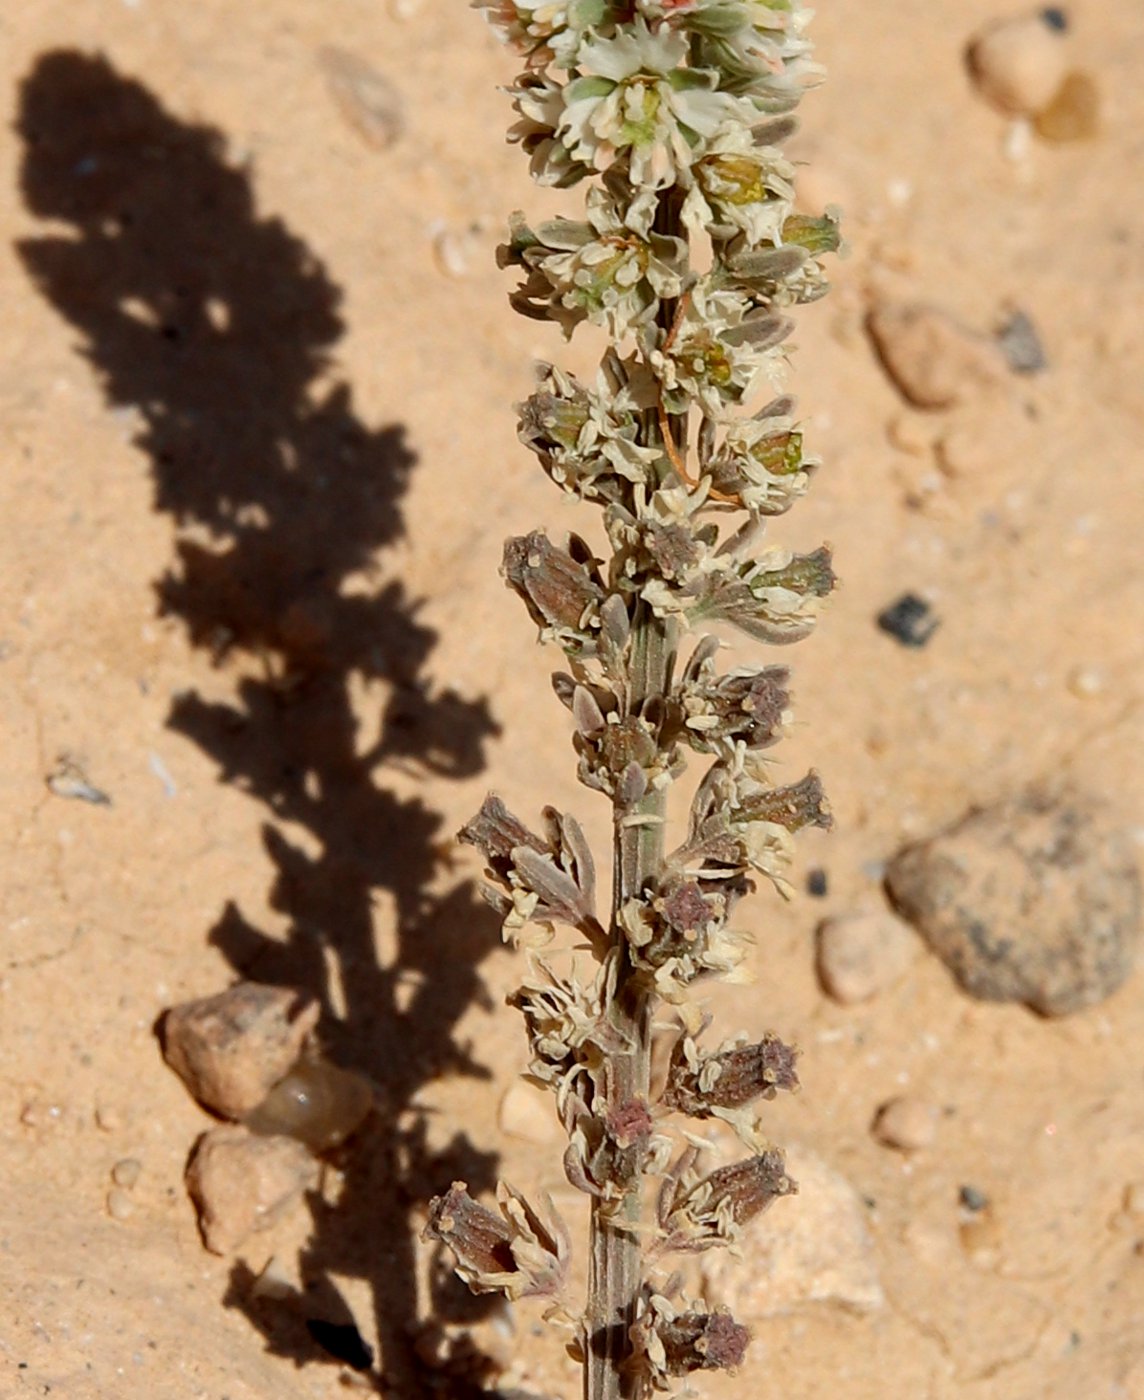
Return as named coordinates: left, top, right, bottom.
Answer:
left=645, top=281, right=791, bottom=419
left=558, top=22, right=756, bottom=188
left=519, top=355, right=661, bottom=500
left=707, top=410, right=817, bottom=514
left=681, top=125, right=795, bottom=242
left=507, top=186, right=688, bottom=339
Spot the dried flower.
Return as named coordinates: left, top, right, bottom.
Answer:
left=663, top=1030, right=799, bottom=1117
left=659, top=1147, right=796, bottom=1251
left=424, top=1180, right=571, bottom=1301
left=631, top=1291, right=751, bottom=1385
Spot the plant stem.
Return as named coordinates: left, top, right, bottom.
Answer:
left=585, top=194, right=685, bottom=1400
left=585, top=609, right=671, bottom=1400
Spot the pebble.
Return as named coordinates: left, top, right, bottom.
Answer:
left=1035, top=70, right=1100, bottom=143
left=806, top=868, right=829, bottom=898
left=876, top=593, right=940, bottom=649
left=1123, top=1182, right=1144, bottom=1219
left=186, top=1124, right=319, bottom=1255
left=936, top=426, right=992, bottom=479
left=318, top=46, right=405, bottom=150
left=432, top=226, right=472, bottom=279
left=106, top=1187, right=135, bottom=1222
left=1067, top=665, right=1105, bottom=699
left=95, top=1103, right=122, bottom=1133
left=816, top=909, right=917, bottom=1004
left=885, top=788, right=1142, bottom=1016
left=498, top=1079, right=560, bottom=1145
left=162, top=983, right=320, bottom=1119
left=46, top=755, right=111, bottom=806
left=244, top=1057, right=374, bottom=1152
left=995, top=306, right=1048, bottom=374
left=111, top=1157, right=142, bottom=1189
left=701, top=1144, right=884, bottom=1315
left=959, top=1184, right=990, bottom=1213
left=872, top=1096, right=938, bottom=1152
left=887, top=413, right=932, bottom=457
left=866, top=302, right=1004, bottom=410
left=967, top=14, right=1069, bottom=118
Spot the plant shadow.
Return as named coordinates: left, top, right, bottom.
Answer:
left=16, top=49, right=509, bottom=1396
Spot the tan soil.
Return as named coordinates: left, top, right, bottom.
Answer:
left=1, top=2, right=1142, bottom=1397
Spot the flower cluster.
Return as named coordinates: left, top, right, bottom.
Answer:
left=441, top=0, right=837, bottom=1390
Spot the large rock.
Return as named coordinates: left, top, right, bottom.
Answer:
left=885, top=790, right=1141, bottom=1016
left=162, top=982, right=319, bottom=1118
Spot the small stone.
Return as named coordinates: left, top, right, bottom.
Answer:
left=1035, top=70, right=1100, bottom=143
left=1067, top=665, right=1105, bottom=698
left=701, top=1145, right=883, bottom=1316
left=959, top=1184, right=990, bottom=1213
left=885, top=788, right=1142, bottom=1016
left=432, top=227, right=472, bottom=279
left=162, top=983, right=320, bottom=1120
left=806, top=868, right=829, bottom=898
left=186, top=1124, right=319, bottom=1255
left=1123, top=1182, right=1144, bottom=1219
left=995, top=307, right=1048, bottom=374
left=872, top=1096, right=938, bottom=1152
left=936, top=427, right=992, bottom=479
left=967, top=14, right=1069, bottom=117
left=318, top=47, right=404, bottom=150
left=111, top=1157, right=142, bottom=1189
left=106, top=1187, right=135, bottom=1222
left=887, top=413, right=932, bottom=457
left=876, top=593, right=939, bottom=648
left=1040, top=8, right=1068, bottom=33
left=866, top=303, right=1004, bottom=410
left=498, top=1080, right=560, bottom=1145
left=95, top=1103, right=122, bottom=1132
left=816, top=910, right=917, bottom=1004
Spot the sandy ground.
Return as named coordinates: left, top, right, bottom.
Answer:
left=1, top=1, right=1142, bottom=1397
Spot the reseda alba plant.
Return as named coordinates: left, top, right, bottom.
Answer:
left=425, top=3, right=838, bottom=1396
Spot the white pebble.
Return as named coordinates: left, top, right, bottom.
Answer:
left=111, top=1157, right=142, bottom=1189
left=968, top=15, right=1069, bottom=118
left=1067, top=666, right=1105, bottom=699
left=432, top=227, right=472, bottom=279
left=106, top=1187, right=135, bottom=1221
left=816, top=910, right=917, bottom=1005
left=872, top=1095, right=938, bottom=1151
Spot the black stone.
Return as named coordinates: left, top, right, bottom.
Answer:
left=959, top=1184, right=989, bottom=1212
left=1040, top=7, right=1069, bottom=32
left=877, top=593, right=939, bottom=648
left=806, top=867, right=828, bottom=898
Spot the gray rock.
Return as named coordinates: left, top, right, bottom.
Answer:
left=162, top=983, right=319, bottom=1119
left=885, top=789, right=1141, bottom=1016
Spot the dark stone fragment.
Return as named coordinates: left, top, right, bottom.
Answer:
left=306, top=1318, right=374, bottom=1371
left=876, top=593, right=939, bottom=648
left=995, top=308, right=1048, bottom=374
left=806, top=868, right=828, bottom=898
left=960, top=1184, right=990, bottom=1212
left=1040, top=7, right=1069, bottom=31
